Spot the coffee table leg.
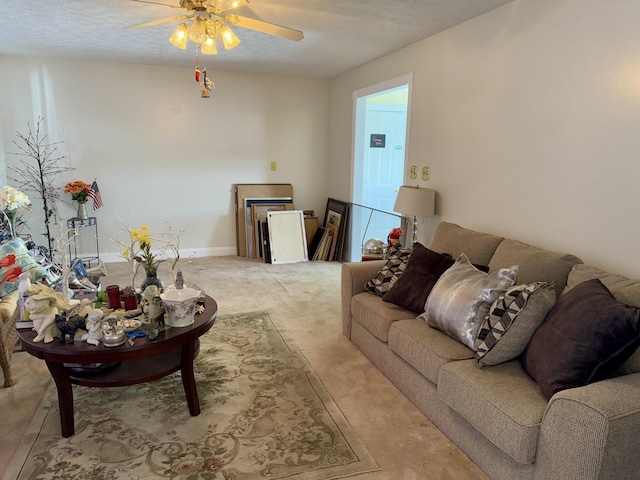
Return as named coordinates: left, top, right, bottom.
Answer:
left=181, top=341, right=200, bottom=416
left=45, top=361, right=75, bottom=437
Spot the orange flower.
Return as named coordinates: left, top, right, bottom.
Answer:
left=64, top=181, right=92, bottom=201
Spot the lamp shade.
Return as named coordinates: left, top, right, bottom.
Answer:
left=169, top=23, right=189, bottom=50
left=393, top=186, right=435, bottom=217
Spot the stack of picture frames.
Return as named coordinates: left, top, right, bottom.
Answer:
left=309, top=198, right=349, bottom=261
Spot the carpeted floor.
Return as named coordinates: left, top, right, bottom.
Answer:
left=0, top=256, right=488, bottom=480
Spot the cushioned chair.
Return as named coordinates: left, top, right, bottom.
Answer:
left=0, top=291, right=19, bottom=387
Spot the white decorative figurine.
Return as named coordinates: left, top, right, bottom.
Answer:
left=24, top=293, right=59, bottom=343
left=81, top=309, right=104, bottom=346
left=24, top=284, right=72, bottom=343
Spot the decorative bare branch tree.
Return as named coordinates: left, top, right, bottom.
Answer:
left=54, top=227, right=78, bottom=302
left=159, top=220, right=185, bottom=282
left=8, top=117, right=73, bottom=256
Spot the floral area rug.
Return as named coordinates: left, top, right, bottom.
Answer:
left=6, top=311, right=378, bottom=480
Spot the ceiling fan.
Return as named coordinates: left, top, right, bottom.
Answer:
left=125, top=0, right=304, bottom=54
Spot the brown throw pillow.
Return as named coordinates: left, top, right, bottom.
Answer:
left=382, top=243, right=455, bottom=313
left=522, top=278, right=640, bottom=400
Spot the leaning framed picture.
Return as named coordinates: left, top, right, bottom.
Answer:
left=322, top=198, right=349, bottom=261
left=267, top=210, right=308, bottom=264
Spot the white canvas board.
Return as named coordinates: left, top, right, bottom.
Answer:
left=267, top=210, right=308, bottom=264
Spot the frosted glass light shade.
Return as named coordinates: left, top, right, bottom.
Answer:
left=219, top=24, right=241, bottom=50
left=202, top=37, right=218, bottom=55
left=189, top=16, right=207, bottom=44
left=169, top=23, right=189, bottom=49
left=218, top=0, right=248, bottom=11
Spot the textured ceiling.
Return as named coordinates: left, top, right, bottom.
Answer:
left=0, top=0, right=513, bottom=78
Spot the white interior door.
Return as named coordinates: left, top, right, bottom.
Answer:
left=349, top=76, right=412, bottom=261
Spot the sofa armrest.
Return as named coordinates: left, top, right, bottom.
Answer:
left=534, top=373, right=640, bottom=480
left=341, top=261, right=384, bottom=339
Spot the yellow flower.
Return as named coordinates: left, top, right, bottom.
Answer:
left=131, top=225, right=151, bottom=244
left=122, top=247, right=129, bottom=258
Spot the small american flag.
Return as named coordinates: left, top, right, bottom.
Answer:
left=88, top=180, right=103, bottom=210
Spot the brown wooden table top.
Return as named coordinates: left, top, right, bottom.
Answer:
left=18, top=295, right=218, bottom=365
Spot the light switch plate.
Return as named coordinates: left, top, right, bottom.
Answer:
left=409, top=165, right=417, bottom=179
left=422, top=166, right=430, bottom=181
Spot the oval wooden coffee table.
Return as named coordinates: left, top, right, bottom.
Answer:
left=18, top=295, right=217, bottom=438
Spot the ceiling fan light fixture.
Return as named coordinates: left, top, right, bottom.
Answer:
left=218, top=0, right=248, bottom=11
left=189, top=15, right=207, bottom=44
left=169, top=23, right=189, bottom=49
left=219, top=24, right=241, bottom=50
left=202, top=37, right=218, bottom=55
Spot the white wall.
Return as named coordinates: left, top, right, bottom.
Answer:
left=0, top=57, right=329, bottom=261
left=329, top=0, right=640, bottom=278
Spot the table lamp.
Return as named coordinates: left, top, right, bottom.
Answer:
left=393, top=186, right=435, bottom=244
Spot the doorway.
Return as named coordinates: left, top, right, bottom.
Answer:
left=349, top=75, right=412, bottom=261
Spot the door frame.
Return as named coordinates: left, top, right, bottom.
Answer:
left=350, top=72, right=414, bottom=204
left=347, top=73, right=413, bottom=261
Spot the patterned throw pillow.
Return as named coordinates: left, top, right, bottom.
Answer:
left=475, top=282, right=556, bottom=367
left=0, top=237, right=44, bottom=297
left=364, top=245, right=412, bottom=296
left=421, top=254, right=518, bottom=350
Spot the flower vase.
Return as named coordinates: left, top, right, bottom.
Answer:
left=76, top=200, right=88, bottom=220
left=141, top=265, right=164, bottom=291
left=3, top=209, right=18, bottom=238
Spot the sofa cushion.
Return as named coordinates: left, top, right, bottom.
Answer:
left=389, top=319, right=473, bottom=384
left=523, top=279, right=640, bottom=400
left=475, top=282, right=556, bottom=367
left=382, top=243, right=454, bottom=314
left=363, top=245, right=412, bottom=296
left=565, top=263, right=640, bottom=374
left=352, top=292, right=414, bottom=343
left=422, top=254, right=518, bottom=350
left=428, top=221, right=504, bottom=266
left=438, top=359, right=547, bottom=465
left=487, top=239, right=582, bottom=298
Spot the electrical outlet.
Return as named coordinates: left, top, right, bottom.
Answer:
left=270, top=162, right=277, bottom=171
left=409, top=165, right=417, bottom=179
left=422, top=166, right=430, bottom=181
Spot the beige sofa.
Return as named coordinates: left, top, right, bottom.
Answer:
left=341, top=221, right=640, bottom=480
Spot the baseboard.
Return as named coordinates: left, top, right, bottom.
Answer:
left=96, top=246, right=238, bottom=264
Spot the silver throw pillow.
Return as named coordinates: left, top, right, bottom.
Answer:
left=421, top=253, right=518, bottom=350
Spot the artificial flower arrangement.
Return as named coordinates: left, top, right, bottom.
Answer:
left=388, top=227, right=406, bottom=248
left=113, top=218, right=183, bottom=291
left=64, top=181, right=92, bottom=202
left=131, top=226, right=162, bottom=275
left=1, top=185, right=31, bottom=238
left=388, top=227, right=406, bottom=240
left=1, top=185, right=31, bottom=212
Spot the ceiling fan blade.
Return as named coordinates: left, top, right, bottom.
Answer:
left=130, top=0, right=182, bottom=8
left=231, top=15, right=303, bottom=41
left=124, top=14, right=193, bottom=30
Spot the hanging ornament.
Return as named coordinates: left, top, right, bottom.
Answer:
left=194, top=45, right=201, bottom=82
left=200, top=67, right=215, bottom=98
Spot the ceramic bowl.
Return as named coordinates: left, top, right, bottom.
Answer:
left=160, top=287, right=201, bottom=328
